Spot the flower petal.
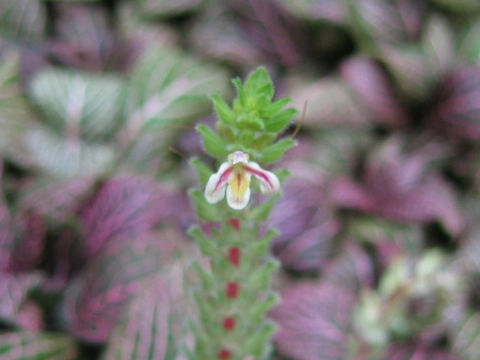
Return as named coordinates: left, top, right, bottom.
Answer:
left=204, top=162, right=233, bottom=204
left=227, top=185, right=251, bottom=210
left=244, top=161, right=280, bottom=194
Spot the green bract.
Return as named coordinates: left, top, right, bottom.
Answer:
left=197, top=67, right=298, bottom=161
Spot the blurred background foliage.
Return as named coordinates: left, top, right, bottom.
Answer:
left=0, top=0, right=480, bottom=359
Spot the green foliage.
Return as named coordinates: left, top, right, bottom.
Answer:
left=29, top=69, right=124, bottom=141
left=198, top=67, right=298, bottom=162
left=0, top=0, right=45, bottom=43
left=0, top=332, right=78, bottom=360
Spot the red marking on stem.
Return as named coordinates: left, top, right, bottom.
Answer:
left=227, top=247, right=241, bottom=267
left=226, top=282, right=239, bottom=299
left=243, top=165, right=273, bottom=189
left=223, top=316, right=236, bottom=331
left=218, top=348, right=232, bottom=359
left=228, top=218, right=241, bottom=231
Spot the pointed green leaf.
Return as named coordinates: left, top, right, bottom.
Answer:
left=246, top=259, right=279, bottom=290
left=248, top=194, right=281, bottom=222
left=249, top=228, right=279, bottom=260
left=195, top=124, right=229, bottom=158
left=247, top=292, right=281, bottom=326
left=265, top=108, right=298, bottom=132
left=244, top=67, right=274, bottom=99
left=253, top=133, right=277, bottom=149
left=232, top=78, right=247, bottom=107
left=210, top=94, right=235, bottom=126
left=188, top=226, right=217, bottom=257
left=189, top=189, right=222, bottom=222
left=260, top=138, right=297, bottom=163
left=190, top=158, right=213, bottom=186
left=245, top=322, right=278, bottom=357
left=263, top=97, right=292, bottom=115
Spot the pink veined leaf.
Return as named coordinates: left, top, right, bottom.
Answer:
left=5, top=211, right=46, bottom=272
left=354, top=0, right=423, bottom=44
left=79, top=174, right=181, bottom=260
left=17, top=177, right=94, bottom=224
left=270, top=178, right=341, bottom=274
left=226, top=0, right=306, bottom=67
left=63, top=231, right=178, bottom=343
left=429, top=66, right=480, bottom=141
left=271, top=281, right=356, bottom=360
left=0, top=272, right=44, bottom=328
left=276, top=0, right=347, bottom=25
left=0, top=331, right=78, bottom=360
left=102, top=276, right=170, bottom=360
left=270, top=245, right=372, bottom=360
left=0, top=166, right=46, bottom=272
left=330, top=138, right=464, bottom=236
left=340, top=56, right=408, bottom=127
left=386, top=343, right=459, bottom=360
left=48, top=4, right=133, bottom=72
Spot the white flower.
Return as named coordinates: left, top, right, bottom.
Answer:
left=204, top=151, right=280, bottom=210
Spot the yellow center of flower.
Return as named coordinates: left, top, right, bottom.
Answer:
left=229, top=164, right=250, bottom=200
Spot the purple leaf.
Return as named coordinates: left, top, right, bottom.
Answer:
left=0, top=272, right=43, bottom=328
left=387, top=343, right=459, bottom=360
left=17, top=177, right=94, bottom=224
left=271, top=246, right=372, bottom=359
left=226, top=0, right=306, bottom=67
left=270, top=178, right=340, bottom=274
left=5, top=211, right=45, bottom=272
left=63, top=232, right=176, bottom=343
left=276, top=0, right=347, bottom=25
left=340, top=57, right=408, bottom=127
left=48, top=4, right=132, bottom=72
left=331, top=138, right=464, bottom=236
left=0, top=331, right=78, bottom=360
left=271, top=282, right=356, bottom=360
left=189, top=7, right=264, bottom=68
left=428, top=66, right=480, bottom=141
left=79, top=175, right=181, bottom=260
left=354, top=0, right=423, bottom=44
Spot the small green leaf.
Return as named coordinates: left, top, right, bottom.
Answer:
left=244, top=67, right=274, bottom=99
left=246, top=259, right=279, bottom=290
left=210, top=94, right=236, bottom=126
left=237, top=114, right=264, bottom=131
left=248, top=194, right=281, bottom=222
left=253, top=133, right=277, bottom=149
left=190, top=158, right=213, bottom=186
left=249, top=228, right=279, bottom=259
left=247, top=292, right=280, bottom=326
left=263, top=97, right=292, bottom=115
left=274, top=169, right=291, bottom=182
left=188, top=226, right=217, bottom=257
left=260, top=138, right=297, bottom=163
left=191, top=261, right=216, bottom=291
left=189, top=189, right=222, bottom=221
left=265, top=108, right=298, bottom=132
left=232, top=78, right=247, bottom=107
left=245, top=321, right=278, bottom=357
left=196, top=124, right=229, bottom=158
